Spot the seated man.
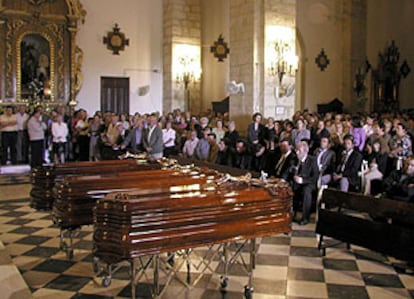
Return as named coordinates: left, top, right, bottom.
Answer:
left=292, top=141, right=319, bottom=225
left=216, top=138, right=229, bottom=165
left=224, top=121, right=239, bottom=166
left=195, top=128, right=211, bottom=162
left=207, top=132, right=219, bottom=163
left=234, top=139, right=253, bottom=170
left=383, top=156, right=414, bottom=202
left=332, top=134, right=363, bottom=192
left=314, top=136, right=336, bottom=186
left=273, top=138, right=297, bottom=184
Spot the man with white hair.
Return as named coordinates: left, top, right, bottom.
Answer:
left=182, top=130, right=199, bottom=158
left=292, top=141, right=319, bottom=225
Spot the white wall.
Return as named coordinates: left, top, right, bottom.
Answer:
left=76, top=0, right=163, bottom=116
left=201, top=0, right=230, bottom=112
left=297, top=0, right=345, bottom=112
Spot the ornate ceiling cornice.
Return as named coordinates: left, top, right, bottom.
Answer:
left=28, top=0, right=56, bottom=6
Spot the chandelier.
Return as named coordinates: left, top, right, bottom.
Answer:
left=173, top=44, right=201, bottom=112
left=269, top=40, right=298, bottom=85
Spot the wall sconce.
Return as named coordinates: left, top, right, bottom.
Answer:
left=173, top=44, right=201, bottom=112
left=353, top=58, right=371, bottom=97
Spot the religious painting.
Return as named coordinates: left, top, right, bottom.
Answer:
left=20, top=34, right=51, bottom=99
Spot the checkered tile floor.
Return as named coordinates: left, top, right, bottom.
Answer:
left=0, top=175, right=413, bottom=298
left=0, top=173, right=30, bottom=186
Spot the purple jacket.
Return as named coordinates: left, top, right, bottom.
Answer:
left=349, top=127, right=366, bottom=151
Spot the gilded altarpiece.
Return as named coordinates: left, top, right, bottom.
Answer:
left=0, top=0, right=85, bottom=107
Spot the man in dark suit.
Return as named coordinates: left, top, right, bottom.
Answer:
left=314, top=136, right=336, bottom=186
left=292, top=141, right=319, bottom=225
left=332, top=134, right=363, bottom=192
left=234, top=139, right=253, bottom=170
left=273, top=138, right=297, bottom=184
left=120, top=117, right=144, bottom=154
left=383, top=156, right=414, bottom=202
left=224, top=120, right=240, bottom=167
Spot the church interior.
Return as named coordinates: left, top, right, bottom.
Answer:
left=0, top=0, right=414, bottom=298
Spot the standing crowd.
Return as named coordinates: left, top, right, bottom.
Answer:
left=1, top=105, right=413, bottom=221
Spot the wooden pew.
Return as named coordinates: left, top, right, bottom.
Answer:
left=316, top=188, right=414, bottom=263
left=93, top=179, right=292, bottom=297
left=30, top=159, right=161, bottom=210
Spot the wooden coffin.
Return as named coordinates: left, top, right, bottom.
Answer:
left=53, top=168, right=220, bottom=229
left=30, top=159, right=161, bottom=210
left=93, top=181, right=292, bottom=264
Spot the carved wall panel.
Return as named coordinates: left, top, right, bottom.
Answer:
left=0, top=21, right=3, bottom=99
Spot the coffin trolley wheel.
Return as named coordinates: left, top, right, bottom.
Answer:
left=317, top=236, right=326, bottom=256
left=102, top=276, right=111, bottom=287
left=92, top=257, right=100, bottom=274
left=66, top=248, right=74, bottom=260
left=60, top=240, right=67, bottom=251
left=394, top=265, right=407, bottom=274
left=220, top=276, right=228, bottom=289
left=244, top=285, right=253, bottom=299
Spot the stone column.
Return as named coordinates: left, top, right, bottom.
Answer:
left=228, top=0, right=264, bottom=134
left=264, top=0, right=296, bottom=120
left=228, top=0, right=297, bottom=132
left=163, top=0, right=201, bottom=114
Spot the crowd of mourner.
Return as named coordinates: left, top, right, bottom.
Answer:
left=1, top=105, right=413, bottom=224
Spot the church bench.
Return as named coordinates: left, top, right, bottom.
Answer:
left=316, top=188, right=414, bottom=263
left=30, top=159, right=161, bottom=209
